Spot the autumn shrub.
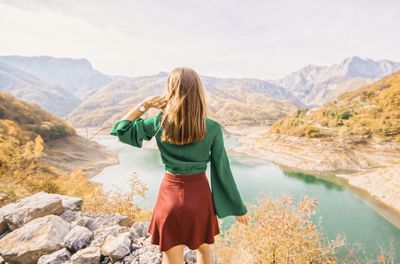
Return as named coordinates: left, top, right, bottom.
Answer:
left=213, top=193, right=397, bottom=264
left=213, top=193, right=345, bottom=263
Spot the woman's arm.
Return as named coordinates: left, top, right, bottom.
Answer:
left=109, top=95, right=167, bottom=148
left=122, top=95, right=167, bottom=121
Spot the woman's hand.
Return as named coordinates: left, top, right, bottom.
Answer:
left=235, top=214, right=249, bottom=225
left=143, top=95, right=168, bottom=110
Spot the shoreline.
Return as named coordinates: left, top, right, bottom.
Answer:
left=224, top=125, right=400, bottom=228
left=42, top=134, right=119, bottom=178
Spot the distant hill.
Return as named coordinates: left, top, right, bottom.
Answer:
left=0, top=91, right=75, bottom=141
left=0, top=62, right=81, bottom=117
left=67, top=73, right=299, bottom=127
left=271, top=70, right=400, bottom=142
left=0, top=56, right=112, bottom=100
left=275, top=56, right=400, bottom=107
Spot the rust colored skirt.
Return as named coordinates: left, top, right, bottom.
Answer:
left=148, top=170, right=220, bottom=252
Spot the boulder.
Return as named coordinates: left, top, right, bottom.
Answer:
left=0, top=192, right=75, bottom=232
left=85, top=213, right=129, bottom=231
left=70, top=246, right=101, bottom=264
left=90, top=224, right=130, bottom=247
left=0, top=215, right=71, bottom=264
left=60, top=210, right=129, bottom=231
left=37, top=248, right=71, bottom=264
left=50, top=194, right=82, bottom=211
left=100, top=232, right=131, bottom=260
left=61, top=225, right=93, bottom=252
left=130, top=221, right=150, bottom=239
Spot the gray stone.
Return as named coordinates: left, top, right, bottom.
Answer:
left=130, top=237, right=162, bottom=264
left=60, top=210, right=129, bottom=231
left=91, top=224, right=129, bottom=247
left=50, top=194, right=82, bottom=211
left=37, top=248, right=71, bottom=264
left=70, top=246, right=101, bottom=264
left=0, top=215, right=71, bottom=264
left=61, top=225, right=93, bottom=252
left=100, top=232, right=131, bottom=260
left=0, top=192, right=64, bottom=232
left=131, top=243, right=140, bottom=251
left=130, top=221, right=150, bottom=239
left=184, top=249, right=197, bottom=263
left=85, top=213, right=129, bottom=231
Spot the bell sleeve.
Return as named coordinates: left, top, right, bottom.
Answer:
left=109, top=112, right=160, bottom=148
left=210, top=123, right=248, bottom=218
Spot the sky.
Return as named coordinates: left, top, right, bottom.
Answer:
left=0, top=0, right=399, bottom=79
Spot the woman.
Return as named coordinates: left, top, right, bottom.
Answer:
left=110, top=67, right=249, bottom=264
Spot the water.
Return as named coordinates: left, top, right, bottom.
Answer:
left=92, top=134, right=400, bottom=260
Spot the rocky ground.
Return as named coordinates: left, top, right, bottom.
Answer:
left=225, top=125, right=400, bottom=226
left=0, top=192, right=215, bottom=264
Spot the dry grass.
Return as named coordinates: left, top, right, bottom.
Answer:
left=213, top=193, right=397, bottom=264
left=213, top=194, right=344, bottom=263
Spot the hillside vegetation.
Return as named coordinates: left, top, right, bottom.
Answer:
left=0, top=92, right=75, bottom=141
left=271, top=71, right=400, bottom=142
left=0, top=92, right=149, bottom=221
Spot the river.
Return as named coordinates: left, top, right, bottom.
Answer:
left=91, top=134, right=400, bottom=259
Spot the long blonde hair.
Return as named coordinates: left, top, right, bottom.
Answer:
left=156, top=67, right=208, bottom=145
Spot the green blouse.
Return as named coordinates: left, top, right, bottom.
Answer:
left=109, top=111, right=247, bottom=218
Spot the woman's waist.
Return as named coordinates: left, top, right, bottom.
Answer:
left=164, top=165, right=207, bottom=175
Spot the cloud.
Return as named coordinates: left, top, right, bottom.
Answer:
left=1, top=0, right=399, bottom=79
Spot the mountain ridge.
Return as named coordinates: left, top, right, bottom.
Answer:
left=275, top=56, right=400, bottom=107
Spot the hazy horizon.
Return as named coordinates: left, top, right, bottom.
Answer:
left=1, top=0, right=399, bottom=79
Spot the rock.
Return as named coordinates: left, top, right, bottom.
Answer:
left=0, top=256, right=5, bottom=264
left=61, top=225, right=93, bottom=252
left=131, top=243, right=140, bottom=251
left=0, top=192, right=64, bottom=232
left=37, top=248, right=71, bottom=264
left=184, top=249, right=197, bottom=263
left=100, top=232, right=131, bottom=260
left=60, top=210, right=129, bottom=231
left=123, top=253, right=135, bottom=263
left=70, top=246, right=101, bottom=264
left=130, top=221, right=150, bottom=239
left=0, top=215, right=71, bottom=264
left=50, top=194, right=83, bottom=211
left=91, top=225, right=130, bottom=247
left=130, top=237, right=162, bottom=264
left=85, top=213, right=130, bottom=231
left=0, top=229, right=10, bottom=240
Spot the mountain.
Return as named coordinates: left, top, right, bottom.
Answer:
left=0, top=62, right=81, bottom=117
left=0, top=56, right=112, bottom=100
left=67, top=73, right=299, bottom=127
left=271, top=70, right=400, bottom=142
left=275, top=56, right=400, bottom=107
